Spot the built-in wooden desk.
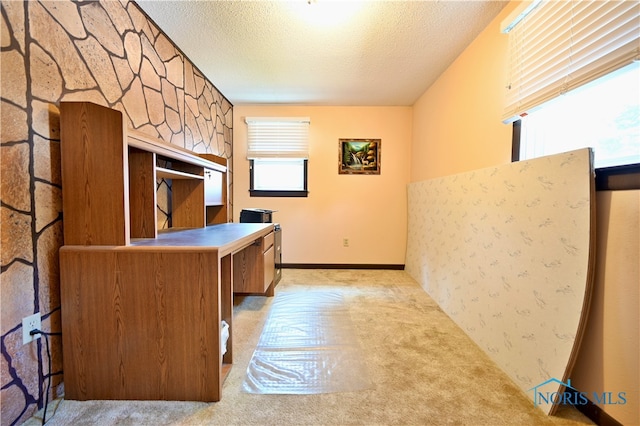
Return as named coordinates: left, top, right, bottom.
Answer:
left=60, top=223, right=273, bottom=402
left=58, top=102, right=275, bottom=402
left=135, top=223, right=278, bottom=295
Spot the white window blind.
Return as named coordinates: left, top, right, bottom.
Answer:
left=245, top=117, right=310, bottom=159
left=503, top=0, right=640, bottom=123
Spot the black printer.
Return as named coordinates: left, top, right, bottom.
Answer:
left=240, top=208, right=275, bottom=223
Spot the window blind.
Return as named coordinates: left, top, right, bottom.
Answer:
left=245, top=117, right=310, bottom=159
left=503, top=0, right=640, bottom=123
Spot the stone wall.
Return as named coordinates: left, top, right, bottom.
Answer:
left=0, top=1, right=233, bottom=424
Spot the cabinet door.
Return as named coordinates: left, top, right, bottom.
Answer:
left=204, top=169, right=223, bottom=206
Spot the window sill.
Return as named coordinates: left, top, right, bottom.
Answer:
left=595, top=163, right=640, bottom=191
left=249, top=190, right=309, bottom=198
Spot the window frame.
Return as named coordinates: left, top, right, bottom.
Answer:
left=511, top=121, right=640, bottom=191
left=249, top=158, right=309, bottom=197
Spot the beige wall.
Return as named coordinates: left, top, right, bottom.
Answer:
left=572, top=190, right=639, bottom=426
left=411, top=3, right=515, bottom=181
left=233, top=105, right=412, bottom=265
left=410, top=2, right=639, bottom=424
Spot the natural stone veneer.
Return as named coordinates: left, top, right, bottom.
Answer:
left=0, top=1, right=233, bottom=424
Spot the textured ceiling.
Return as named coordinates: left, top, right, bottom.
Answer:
left=136, top=1, right=507, bottom=106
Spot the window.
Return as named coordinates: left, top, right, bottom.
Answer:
left=250, top=158, right=308, bottom=197
left=503, top=0, right=640, bottom=184
left=519, top=62, right=640, bottom=168
left=246, top=117, right=310, bottom=197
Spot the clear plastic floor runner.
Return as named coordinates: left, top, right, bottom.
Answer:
left=242, top=291, right=373, bottom=394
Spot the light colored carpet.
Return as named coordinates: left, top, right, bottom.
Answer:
left=24, top=269, right=593, bottom=426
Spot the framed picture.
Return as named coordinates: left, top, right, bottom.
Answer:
left=339, top=139, right=381, bottom=175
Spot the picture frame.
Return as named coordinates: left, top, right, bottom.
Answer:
left=339, top=139, right=381, bottom=175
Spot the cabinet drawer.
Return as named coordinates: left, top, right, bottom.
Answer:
left=263, top=245, right=275, bottom=291
left=263, top=231, right=274, bottom=251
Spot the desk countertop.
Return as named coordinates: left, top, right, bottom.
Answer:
left=130, top=223, right=274, bottom=256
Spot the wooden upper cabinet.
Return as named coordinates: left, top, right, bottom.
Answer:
left=59, top=102, right=228, bottom=245
left=200, top=153, right=228, bottom=225
left=204, top=169, right=224, bottom=206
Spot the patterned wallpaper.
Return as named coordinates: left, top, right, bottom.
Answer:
left=405, top=148, right=594, bottom=414
left=0, top=1, right=232, bottom=424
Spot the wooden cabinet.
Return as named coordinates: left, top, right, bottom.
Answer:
left=233, top=231, right=276, bottom=296
left=59, top=247, right=224, bottom=401
left=58, top=102, right=272, bottom=403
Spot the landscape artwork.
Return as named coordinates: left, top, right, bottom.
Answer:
left=339, top=139, right=381, bottom=174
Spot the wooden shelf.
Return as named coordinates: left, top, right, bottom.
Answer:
left=128, top=128, right=226, bottom=173
left=156, top=166, right=204, bottom=180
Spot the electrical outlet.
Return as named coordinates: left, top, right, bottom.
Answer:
left=22, top=313, right=41, bottom=345
left=343, top=238, right=349, bottom=247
